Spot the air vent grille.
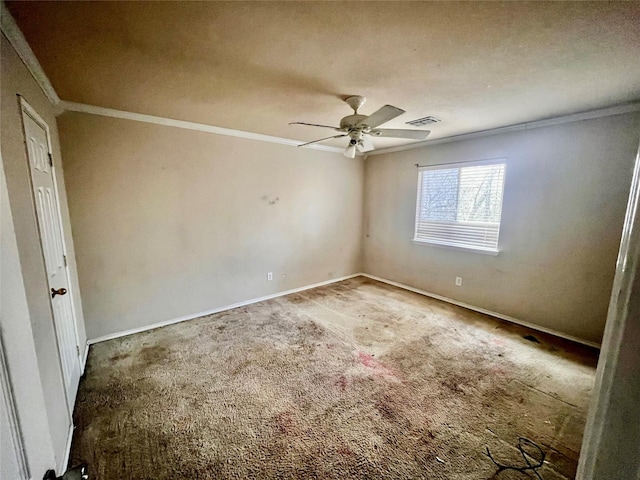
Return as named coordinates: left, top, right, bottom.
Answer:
left=406, top=116, right=441, bottom=127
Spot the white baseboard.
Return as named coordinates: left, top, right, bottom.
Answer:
left=87, top=273, right=363, bottom=345
left=87, top=271, right=600, bottom=349
left=60, top=423, right=74, bottom=474
left=360, top=273, right=601, bottom=349
left=81, top=342, right=89, bottom=374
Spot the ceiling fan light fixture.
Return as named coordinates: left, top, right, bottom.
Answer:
left=344, top=144, right=357, bottom=158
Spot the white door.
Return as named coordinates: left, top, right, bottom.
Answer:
left=21, top=100, right=81, bottom=412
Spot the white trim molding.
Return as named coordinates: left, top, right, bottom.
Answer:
left=368, top=101, right=640, bottom=156
left=360, top=273, right=601, bottom=349
left=2, top=1, right=638, bottom=158
left=411, top=239, right=500, bottom=256
left=87, top=273, right=363, bottom=345
left=0, top=329, right=31, bottom=480
left=61, top=423, right=74, bottom=475
left=88, top=272, right=600, bottom=349
left=0, top=3, right=344, bottom=154
left=81, top=342, right=89, bottom=374
left=1, top=2, right=60, bottom=105
left=59, top=101, right=347, bottom=154
left=59, top=100, right=640, bottom=160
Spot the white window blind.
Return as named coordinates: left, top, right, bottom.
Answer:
left=414, top=160, right=506, bottom=252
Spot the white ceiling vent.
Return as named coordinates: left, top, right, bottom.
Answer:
left=405, top=116, right=441, bottom=127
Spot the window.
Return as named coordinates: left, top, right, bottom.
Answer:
left=414, top=159, right=506, bottom=253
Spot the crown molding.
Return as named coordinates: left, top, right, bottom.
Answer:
left=3, top=1, right=637, bottom=157
left=1, top=1, right=60, bottom=105
left=54, top=99, right=640, bottom=158
left=59, top=101, right=347, bottom=154
left=368, top=101, right=640, bottom=156
left=0, top=2, right=344, bottom=153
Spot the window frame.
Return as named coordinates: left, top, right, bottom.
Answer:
left=413, top=158, right=507, bottom=255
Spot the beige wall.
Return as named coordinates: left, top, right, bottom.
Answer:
left=58, top=112, right=364, bottom=340
left=59, top=110, right=640, bottom=346
left=1, top=33, right=86, bottom=470
left=363, top=113, right=640, bottom=345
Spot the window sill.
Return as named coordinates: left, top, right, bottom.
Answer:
left=412, top=239, right=500, bottom=256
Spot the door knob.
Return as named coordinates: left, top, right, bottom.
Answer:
left=51, top=287, right=67, bottom=298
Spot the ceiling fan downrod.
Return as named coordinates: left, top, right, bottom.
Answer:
left=345, top=95, right=366, bottom=114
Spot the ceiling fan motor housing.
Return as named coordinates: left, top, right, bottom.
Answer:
left=339, top=114, right=369, bottom=130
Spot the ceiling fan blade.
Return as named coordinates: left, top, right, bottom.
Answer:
left=289, top=122, right=340, bottom=130
left=371, top=128, right=431, bottom=140
left=357, top=136, right=375, bottom=152
left=360, top=105, right=405, bottom=128
left=297, top=134, right=347, bottom=147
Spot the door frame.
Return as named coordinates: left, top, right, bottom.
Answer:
left=19, top=96, right=82, bottom=416
left=0, top=328, right=31, bottom=480
left=576, top=130, right=640, bottom=478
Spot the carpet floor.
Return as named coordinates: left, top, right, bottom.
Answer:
left=70, top=277, right=598, bottom=479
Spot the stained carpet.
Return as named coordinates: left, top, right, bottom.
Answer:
left=70, top=277, right=598, bottom=479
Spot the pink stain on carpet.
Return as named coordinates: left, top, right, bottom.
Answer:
left=336, top=375, right=348, bottom=391
left=358, top=352, right=401, bottom=379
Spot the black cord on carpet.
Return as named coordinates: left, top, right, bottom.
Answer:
left=485, top=437, right=546, bottom=479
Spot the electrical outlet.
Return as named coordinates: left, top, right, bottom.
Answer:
left=267, top=272, right=273, bottom=281
left=455, top=277, right=463, bottom=286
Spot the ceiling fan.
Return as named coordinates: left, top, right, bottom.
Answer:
left=290, top=96, right=430, bottom=158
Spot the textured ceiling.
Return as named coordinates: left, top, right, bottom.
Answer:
left=6, top=1, right=640, bottom=150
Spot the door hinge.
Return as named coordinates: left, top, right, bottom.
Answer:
left=48, top=153, right=53, bottom=166
left=63, top=255, right=67, bottom=267
left=76, top=345, right=81, bottom=357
